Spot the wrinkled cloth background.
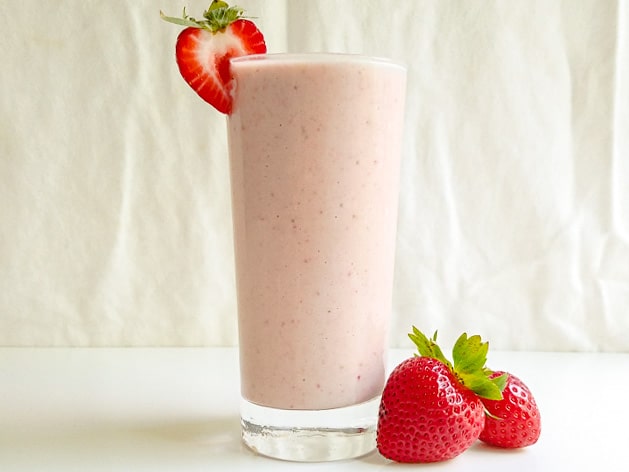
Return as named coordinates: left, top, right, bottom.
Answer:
left=1, top=0, right=628, bottom=351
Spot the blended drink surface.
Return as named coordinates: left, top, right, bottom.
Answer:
left=228, top=54, right=406, bottom=410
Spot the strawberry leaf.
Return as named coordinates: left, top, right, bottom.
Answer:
left=160, top=10, right=204, bottom=28
left=408, top=327, right=452, bottom=369
left=452, top=333, right=489, bottom=375
left=161, top=1, right=248, bottom=32
left=490, top=372, right=509, bottom=392
left=458, top=371, right=504, bottom=400
left=408, top=327, right=505, bottom=401
left=451, top=333, right=504, bottom=400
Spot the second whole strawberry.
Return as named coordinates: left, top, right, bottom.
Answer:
left=479, top=371, right=541, bottom=448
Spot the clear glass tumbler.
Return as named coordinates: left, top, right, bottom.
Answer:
left=227, top=53, right=406, bottom=461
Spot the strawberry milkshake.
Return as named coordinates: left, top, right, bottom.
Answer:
left=228, top=53, right=406, bottom=460
left=161, top=3, right=406, bottom=462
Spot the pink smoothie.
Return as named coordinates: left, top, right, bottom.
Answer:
left=227, top=54, right=406, bottom=410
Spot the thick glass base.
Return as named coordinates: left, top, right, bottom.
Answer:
left=240, top=397, right=380, bottom=462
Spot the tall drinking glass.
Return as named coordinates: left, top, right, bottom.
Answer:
left=227, top=53, right=406, bottom=461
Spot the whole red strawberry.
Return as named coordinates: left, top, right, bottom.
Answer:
left=377, top=356, right=485, bottom=462
left=479, top=371, right=541, bottom=448
left=161, top=1, right=267, bottom=113
left=377, top=329, right=507, bottom=463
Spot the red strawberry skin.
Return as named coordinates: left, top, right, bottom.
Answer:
left=377, top=357, right=485, bottom=463
left=175, top=19, right=266, bottom=114
left=479, top=371, right=541, bottom=448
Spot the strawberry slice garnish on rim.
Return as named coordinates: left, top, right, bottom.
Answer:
left=161, top=1, right=267, bottom=114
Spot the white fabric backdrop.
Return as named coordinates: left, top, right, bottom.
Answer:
left=1, top=0, right=628, bottom=350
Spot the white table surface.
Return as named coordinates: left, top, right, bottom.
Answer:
left=1, top=347, right=627, bottom=471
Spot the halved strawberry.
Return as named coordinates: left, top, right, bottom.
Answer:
left=161, top=1, right=266, bottom=114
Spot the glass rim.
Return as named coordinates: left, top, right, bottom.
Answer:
left=230, top=52, right=406, bottom=70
